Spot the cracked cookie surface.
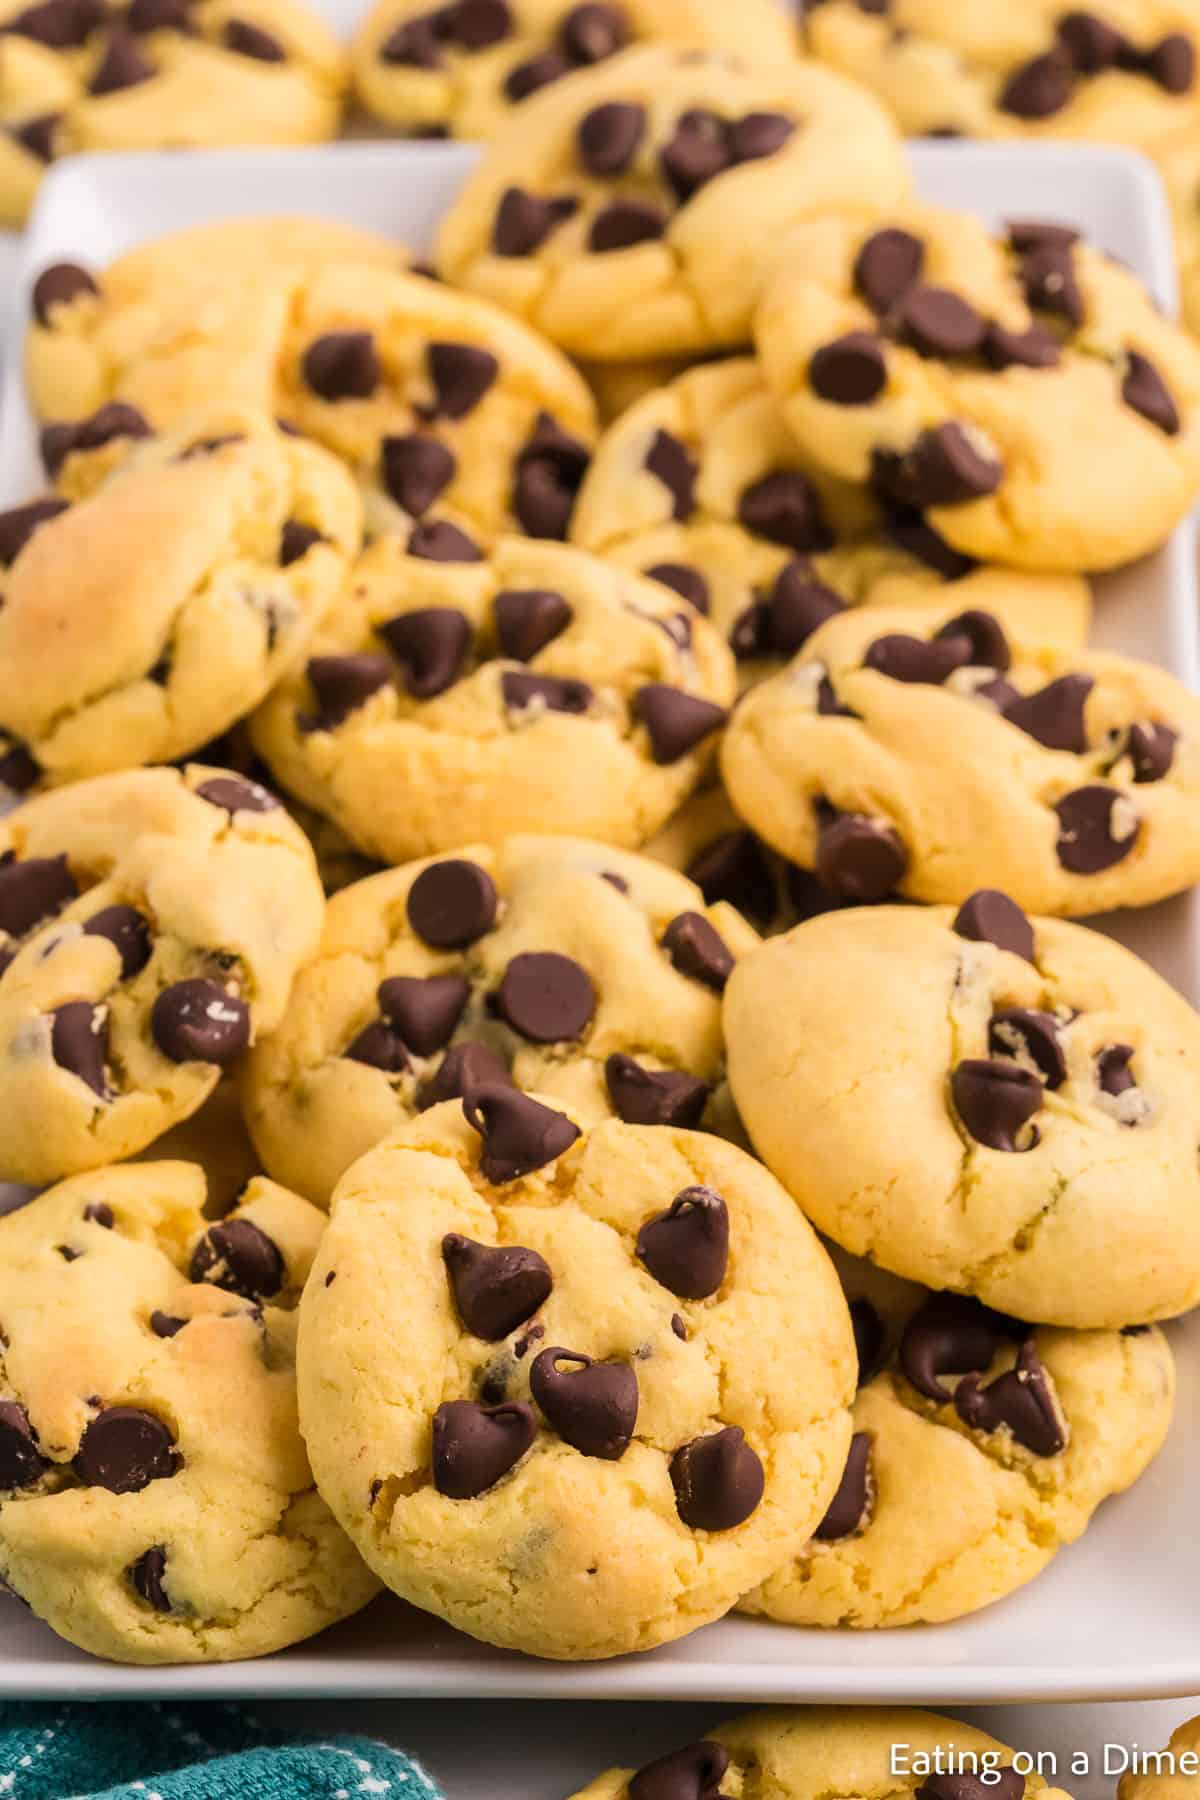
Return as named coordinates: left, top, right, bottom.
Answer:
left=720, top=598, right=1200, bottom=915
left=0, top=1160, right=380, bottom=1664
left=0, top=765, right=324, bottom=1185
left=754, top=201, right=1200, bottom=570
left=725, top=900, right=1200, bottom=1327
left=435, top=45, right=909, bottom=359
left=297, top=1099, right=855, bottom=1659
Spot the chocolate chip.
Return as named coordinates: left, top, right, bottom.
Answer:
left=1056, top=11, right=1127, bottom=71
left=982, top=321, right=1061, bottom=370
left=817, top=674, right=856, bottom=718
left=150, top=1310, right=185, bottom=1338
left=50, top=1001, right=109, bottom=1097
left=420, top=1040, right=510, bottom=1108
left=813, top=1430, right=872, bottom=1540
left=1000, top=51, right=1072, bottom=117
left=431, top=1398, right=536, bottom=1496
left=30, top=260, right=96, bottom=328
left=463, top=1084, right=580, bottom=1182
left=686, top=830, right=775, bottom=926
left=1097, top=1043, right=1136, bottom=1096
left=83, top=1202, right=113, bottom=1228
left=502, top=670, right=593, bottom=715
left=129, top=1547, right=170, bottom=1612
left=578, top=101, right=645, bottom=175
left=953, top=889, right=1035, bottom=962
left=407, top=519, right=484, bottom=562
left=381, top=434, right=456, bottom=516
left=442, top=1233, right=552, bottom=1340
left=936, top=608, right=1010, bottom=671
left=853, top=227, right=924, bottom=313
left=589, top=200, right=667, bottom=253
left=223, top=17, right=284, bottom=57
left=494, top=589, right=572, bottom=661
left=863, top=631, right=972, bottom=685
left=128, top=0, right=191, bottom=28
left=453, top=0, right=511, bottom=47
left=0, top=745, right=40, bottom=795
left=1144, top=33, right=1194, bottom=92
left=344, top=1017, right=410, bottom=1074
left=1122, top=351, right=1180, bottom=434
left=504, top=49, right=570, bottom=98
left=989, top=1007, right=1066, bottom=1089
left=301, top=331, right=380, bottom=401
left=89, top=30, right=155, bottom=92
left=899, top=1292, right=1023, bottom=1401
left=637, top=1186, right=728, bottom=1299
left=305, top=654, right=392, bottom=729
left=1054, top=785, right=1139, bottom=873
left=604, top=1054, right=710, bottom=1127
left=955, top=1338, right=1065, bottom=1455
left=150, top=979, right=250, bottom=1065
left=952, top=1058, right=1042, bottom=1151
left=738, top=471, right=832, bottom=553
left=41, top=399, right=147, bottom=471
left=0, top=853, right=77, bottom=939
left=191, top=1217, right=284, bottom=1300
left=75, top=1407, right=178, bottom=1493
left=646, top=563, right=710, bottom=615
left=1001, top=673, right=1093, bottom=753
left=809, top=331, right=887, bottom=404
left=815, top=812, right=907, bottom=902
left=918, top=1772, right=1025, bottom=1800
left=629, top=1742, right=730, bottom=1800
left=727, top=111, right=794, bottom=163
left=279, top=521, right=325, bottom=566
left=195, top=774, right=278, bottom=815
left=0, top=1402, right=45, bottom=1490
left=670, top=1425, right=763, bottom=1531
left=10, top=0, right=101, bottom=47
left=380, top=13, right=444, bottom=65
left=633, top=685, right=726, bottom=764
left=1007, top=221, right=1079, bottom=253
left=660, top=912, right=733, bottom=991
left=379, top=973, right=469, bottom=1055
left=512, top=412, right=590, bottom=540
left=872, top=423, right=1002, bottom=508
left=425, top=341, right=498, bottom=420
left=0, top=497, right=69, bottom=566
left=494, top=952, right=595, bottom=1043
left=530, top=1346, right=637, bottom=1459
left=379, top=607, right=471, bottom=699
left=643, top=429, right=696, bottom=520
left=560, top=1, right=628, bottom=61
left=1019, top=243, right=1083, bottom=328
left=659, top=109, right=730, bottom=201
left=408, top=859, right=497, bottom=949
left=766, top=560, right=846, bottom=657
left=850, top=1296, right=885, bottom=1385
left=898, top=285, right=985, bottom=356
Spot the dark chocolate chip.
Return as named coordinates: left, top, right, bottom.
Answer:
left=1123, top=721, right=1177, bottom=783
left=305, top=654, right=392, bottom=729
left=1019, top=243, right=1083, bottom=327
left=494, top=952, right=595, bottom=1043
left=512, top=412, right=590, bottom=539
left=301, top=331, right=380, bottom=401
left=1122, top=351, right=1180, bottom=434
left=223, top=17, right=284, bottom=57
left=850, top=1296, right=885, bottom=1385
left=407, top=519, right=484, bottom=562
left=195, top=774, right=278, bottom=814
left=462, top=1084, right=580, bottom=1182
left=504, top=50, right=570, bottom=99
left=560, top=1, right=628, bottom=62
left=191, top=1217, right=284, bottom=1300
left=999, top=51, right=1073, bottom=118
left=0, top=496, right=70, bottom=566
left=817, top=673, right=857, bottom=718
left=634, top=685, right=726, bottom=764
left=31, top=261, right=97, bottom=325
left=343, top=1017, right=410, bottom=1074
left=74, top=1406, right=178, bottom=1493
left=1056, top=10, right=1127, bottom=71
left=589, top=199, right=668, bottom=253
left=899, top=1291, right=1023, bottom=1401
left=431, top=1398, right=536, bottom=1496
left=1097, top=1043, right=1136, bottom=1096
left=578, top=100, right=645, bottom=175
left=50, top=1001, right=109, bottom=1098
left=898, top=285, right=985, bottom=356
left=872, top=423, right=1003, bottom=508
left=687, top=829, right=775, bottom=926
left=1054, top=786, right=1139, bottom=873
left=150, top=1310, right=185, bottom=1338
left=530, top=1346, right=637, bottom=1458
left=644, top=429, right=696, bottom=520
left=128, top=0, right=192, bottom=29
left=43, top=400, right=149, bottom=474
left=129, top=1547, right=170, bottom=1612
left=380, top=14, right=444, bottom=66
left=407, top=858, right=498, bottom=948
left=420, top=1040, right=511, bottom=1108
left=955, top=1338, right=1065, bottom=1455
left=646, top=563, right=710, bottom=615
left=952, top=1058, right=1043, bottom=1151
left=0, top=853, right=77, bottom=939
left=813, top=1430, right=872, bottom=1540
left=863, top=631, right=972, bottom=685
left=0, top=1402, right=46, bottom=1490
left=952, top=889, right=1035, bottom=962
left=279, top=521, right=326, bottom=565
left=10, top=0, right=103, bottom=48
left=426, top=341, right=498, bottom=419
left=501, top=670, right=593, bottom=714
left=637, top=1186, right=728, bottom=1298
left=83, top=1202, right=113, bottom=1227
left=150, top=979, right=250, bottom=1065
left=381, top=433, right=456, bottom=515
left=918, top=1772, right=1025, bottom=1800
left=1002, top=672, right=1094, bottom=752
left=982, top=321, right=1061, bottom=370
left=1007, top=220, right=1079, bottom=253
left=89, top=30, right=155, bottom=92
left=0, top=745, right=42, bottom=795
left=379, top=607, right=471, bottom=699
left=604, top=1053, right=710, bottom=1128
left=660, top=912, right=733, bottom=991
left=670, top=1425, right=763, bottom=1531
left=494, top=589, right=572, bottom=660
left=738, top=470, right=832, bottom=553
left=809, top=331, right=887, bottom=404
left=629, top=1742, right=730, bottom=1800
left=935, top=608, right=1010, bottom=671
left=442, top=1233, right=552, bottom=1340
left=659, top=109, right=730, bottom=201
left=765, top=559, right=846, bottom=657
left=989, top=1007, right=1066, bottom=1089
left=815, top=812, right=907, bottom=901
left=378, top=973, right=470, bottom=1055
left=853, top=227, right=924, bottom=312
left=453, top=0, right=511, bottom=48
left=727, top=110, right=794, bottom=163
left=1144, top=32, right=1194, bottom=93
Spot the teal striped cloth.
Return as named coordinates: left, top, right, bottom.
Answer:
left=0, top=1703, right=444, bottom=1799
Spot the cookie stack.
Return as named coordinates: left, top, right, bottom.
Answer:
left=0, top=34, right=1197, bottom=1670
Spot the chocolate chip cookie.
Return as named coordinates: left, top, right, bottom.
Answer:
left=0, top=414, right=362, bottom=791
left=0, top=1160, right=380, bottom=1663
left=1160, top=124, right=1200, bottom=334
left=297, top=1099, right=856, bottom=1659
left=243, top=834, right=757, bottom=1206
left=570, top=357, right=1091, bottom=688
left=755, top=202, right=1200, bottom=570
left=720, top=599, right=1200, bottom=915
left=351, top=0, right=793, bottom=142
left=248, top=536, right=736, bottom=863
left=725, top=898, right=1200, bottom=1327
left=742, top=1249, right=1174, bottom=1628
left=435, top=45, right=909, bottom=358
left=1119, top=1717, right=1200, bottom=1800
left=0, top=765, right=324, bottom=1186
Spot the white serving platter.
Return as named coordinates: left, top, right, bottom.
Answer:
left=0, top=139, right=1197, bottom=1702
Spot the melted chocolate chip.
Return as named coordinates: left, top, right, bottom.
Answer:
left=670, top=1425, right=763, bottom=1531
left=343, top=1017, right=410, bottom=1074
left=408, top=519, right=484, bottom=562
left=89, top=30, right=155, bottom=92
left=279, top=521, right=325, bottom=565
left=0, top=853, right=77, bottom=940
left=899, top=1292, right=1023, bottom=1401
left=50, top=1001, right=109, bottom=1098
left=501, top=670, right=593, bottom=715
left=1054, top=786, right=1139, bottom=873
left=952, top=889, right=1035, bottom=962
left=637, top=1186, right=728, bottom=1299
left=494, top=589, right=572, bottom=660
left=493, top=187, right=578, bottom=255
left=937, top=608, right=1010, bottom=671
left=815, top=812, right=907, bottom=902
left=659, top=108, right=730, bottom=200
left=1123, top=721, right=1177, bottom=783
left=1019, top=242, right=1083, bottom=327
left=983, top=321, right=1061, bottom=370
left=150, top=979, right=250, bottom=1065
left=494, top=952, right=595, bottom=1043
left=578, top=100, right=645, bottom=174
left=764, top=560, right=846, bottom=657
left=917, top=1771, right=1025, bottom=1800
left=0, top=1402, right=46, bottom=1490
left=628, top=1742, right=730, bottom=1800
left=590, top=200, right=667, bottom=253
left=195, top=774, right=277, bottom=815
left=128, top=0, right=191, bottom=28
left=850, top=1296, right=885, bottom=1385
left=442, top=1233, right=552, bottom=1340
left=224, top=16, right=284, bottom=56
left=809, top=331, right=887, bottom=404
left=407, top=859, right=498, bottom=948
left=853, top=227, right=924, bottom=313
left=420, top=1040, right=511, bottom=1108
left=381, top=433, right=456, bottom=515
left=512, top=413, right=590, bottom=539
left=191, top=1218, right=284, bottom=1300
left=302, top=331, right=380, bottom=401
left=898, top=285, right=985, bottom=357
left=75, top=1406, right=178, bottom=1493
left=604, top=1053, right=710, bottom=1128
left=378, top=973, right=469, bottom=1055
left=10, top=0, right=102, bottom=48
left=31, top=261, right=97, bottom=325
left=989, top=1007, right=1066, bottom=1089
left=379, top=607, right=471, bottom=699
left=40, top=400, right=150, bottom=476
left=1000, top=51, right=1073, bottom=118
left=129, top=1547, right=170, bottom=1612
left=646, top=562, right=710, bottom=615
left=0, top=496, right=70, bottom=566
left=462, top=1084, right=580, bottom=1182
left=952, top=1058, right=1043, bottom=1151
left=634, top=685, right=726, bottom=763
left=863, top=631, right=972, bottom=685
left=431, top=1398, right=536, bottom=1497
left=506, top=48, right=570, bottom=97
left=660, top=912, right=733, bottom=991
left=727, top=111, right=794, bottom=163
left=150, top=1310, right=185, bottom=1338
left=955, top=1338, right=1065, bottom=1455
left=1097, top=1043, right=1136, bottom=1097
left=530, top=1346, right=637, bottom=1458
left=305, top=654, right=392, bottom=729
left=643, top=429, right=696, bottom=520
left=1002, top=672, right=1093, bottom=751
left=872, top=424, right=1002, bottom=508
left=738, top=470, right=832, bottom=553
left=426, top=341, right=498, bottom=419
left=1122, top=351, right=1180, bottom=434
left=813, top=1430, right=872, bottom=1540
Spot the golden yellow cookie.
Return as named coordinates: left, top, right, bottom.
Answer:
left=1120, top=1717, right=1200, bottom=1800
left=1160, top=125, right=1200, bottom=335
